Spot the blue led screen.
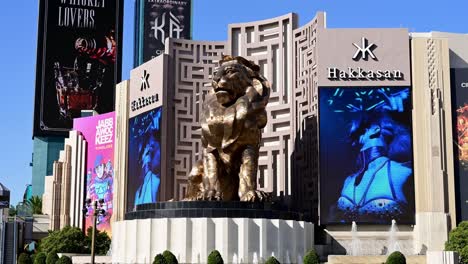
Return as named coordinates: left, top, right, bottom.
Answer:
left=127, top=106, right=162, bottom=211
left=319, top=87, right=415, bottom=224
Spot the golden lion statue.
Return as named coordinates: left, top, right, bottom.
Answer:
left=184, top=55, right=271, bottom=202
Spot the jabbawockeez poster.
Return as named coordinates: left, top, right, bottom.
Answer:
left=135, top=0, right=191, bottom=65
left=34, top=0, right=122, bottom=136
left=74, top=112, right=115, bottom=236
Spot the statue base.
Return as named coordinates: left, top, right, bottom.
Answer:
left=113, top=201, right=314, bottom=263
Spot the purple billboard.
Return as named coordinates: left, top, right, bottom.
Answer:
left=74, top=112, right=115, bottom=235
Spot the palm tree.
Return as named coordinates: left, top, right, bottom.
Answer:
left=25, top=195, right=43, bottom=214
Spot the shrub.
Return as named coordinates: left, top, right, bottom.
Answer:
left=207, top=250, right=223, bottom=264
left=446, top=221, right=468, bottom=253
left=18, top=253, right=32, bottom=264
left=30, top=254, right=36, bottom=263
left=162, top=250, right=178, bottom=264
left=41, top=226, right=87, bottom=254
left=85, top=227, right=111, bottom=255
left=56, top=256, right=73, bottom=264
left=45, top=252, right=58, bottom=264
left=461, top=245, right=468, bottom=264
left=303, top=249, right=320, bottom=264
left=33, top=252, right=47, bottom=264
left=385, top=251, right=406, bottom=264
left=265, top=256, right=280, bottom=264
left=153, top=254, right=168, bottom=264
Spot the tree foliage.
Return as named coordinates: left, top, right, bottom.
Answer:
left=33, top=252, right=47, bottom=264
left=207, top=250, right=224, bottom=264
left=303, top=249, right=320, bottom=264
left=85, top=226, right=111, bottom=255
left=18, top=253, right=32, bottom=264
left=385, top=251, right=406, bottom=264
left=153, top=254, right=168, bottom=264
left=162, top=250, right=178, bottom=264
left=265, top=256, right=280, bottom=264
left=446, top=221, right=468, bottom=254
left=461, top=245, right=468, bottom=264
left=8, top=205, right=17, bottom=216
left=40, top=226, right=87, bottom=254
left=25, top=196, right=43, bottom=214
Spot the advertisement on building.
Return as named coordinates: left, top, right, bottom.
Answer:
left=451, top=68, right=468, bottom=222
left=319, top=87, right=415, bottom=224
left=127, top=107, right=163, bottom=210
left=135, top=0, right=192, bottom=65
left=317, top=28, right=413, bottom=224
left=74, top=112, right=115, bottom=235
left=127, top=55, right=166, bottom=211
left=34, top=0, right=123, bottom=136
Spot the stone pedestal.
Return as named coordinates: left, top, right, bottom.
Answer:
left=413, top=212, right=450, bottom=253
left=112, top=202, right=314, bottom=263
left=427, top=251, right=459, bottom=264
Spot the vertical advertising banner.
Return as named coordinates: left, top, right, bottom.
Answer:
left=135, top=0, right=192, bottom=65
left=127, top=107, right=163, bottom=210
left=451, top=68, right=468, bottom=222
left=127, top=56, right=166, bottom=211
left=319, top=87, right=415, bottom=224
left=34, top=0, right=123, bottom=136
left=74, top=112, right=115, bottom=235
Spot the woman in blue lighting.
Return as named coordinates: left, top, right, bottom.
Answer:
left=332, top=113, right=413, bottom=223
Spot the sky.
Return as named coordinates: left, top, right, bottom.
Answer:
left=0, top=0, right=467, bottom=206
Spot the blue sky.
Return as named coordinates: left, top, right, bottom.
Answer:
left=0, top=0, right=467, bottom=206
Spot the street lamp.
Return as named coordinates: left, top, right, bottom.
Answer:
left=83, top=198, right=106, bottom=264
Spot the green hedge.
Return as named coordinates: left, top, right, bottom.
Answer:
left=385, top=251, right=406, bottom=264
left=56, top=256, right=73, bottom=264
left=162, top=250, right=178, bottom=264
left=33, top=252, right=47, bottom=264
left=265, top=256, right=280, bottom=264
left=153, top=254, right=168, bottom=264
left=18, top=253, right=32, bottom=264
left=45, top=252, right=58, bottom=264
left=303, top=249, right=320, bottom=264
left=207, top=250, right=224, bottom=264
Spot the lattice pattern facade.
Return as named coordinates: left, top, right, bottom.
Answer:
left=165, top=14, right=325, bottom=205
left=291, top=13, right=325, bottom=218
left=228, top=13, right=298, bottom=196
left=166, top=39, right=227, bottom=199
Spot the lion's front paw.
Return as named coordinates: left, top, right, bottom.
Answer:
left=240, top=190, right=270, bottom=202
left=203, top=190, right=223, bottom=201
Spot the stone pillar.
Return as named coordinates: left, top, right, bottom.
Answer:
left=411, top=37, right=456, bottom=252
left=113, top=80, right=130, bottom=222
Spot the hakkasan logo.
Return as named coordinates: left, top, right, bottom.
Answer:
left=327, top=37, right=404, bottom=81
left=131, top=69, right=160, bottom=112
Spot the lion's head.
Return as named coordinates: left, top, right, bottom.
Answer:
left=211, top=55, right=261, bottom=106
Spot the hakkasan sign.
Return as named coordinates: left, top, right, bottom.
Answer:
left=317, top=28, right=411, bottom=87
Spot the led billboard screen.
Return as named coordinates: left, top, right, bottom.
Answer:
left=74, top=112, right=115, bottom=235
left=319, top=87, right=415, bottom=224
left=127, top=107, right=163, bottom=211
left=34, top=0, right=123, bottom=136
left=135, top=0, right=192, bottom=65
left=451, top=68, right=468, bottom=222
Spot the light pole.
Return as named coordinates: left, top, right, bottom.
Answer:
left=83, top=199, right=106, bottom=264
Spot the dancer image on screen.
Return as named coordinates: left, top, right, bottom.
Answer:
left=134, top=129, right=161, bottom=207
left=330, top=113, right=413, bottom=222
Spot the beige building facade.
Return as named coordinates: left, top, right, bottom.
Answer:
left=38, top=12, right=468, bottom=259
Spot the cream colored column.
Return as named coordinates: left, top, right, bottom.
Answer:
left=411, top=37, right=456, bottom=252
left=113, top=80, right=130, bottom=223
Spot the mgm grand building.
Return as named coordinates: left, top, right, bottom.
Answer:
left=104, top=11, right=468, bottom=263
